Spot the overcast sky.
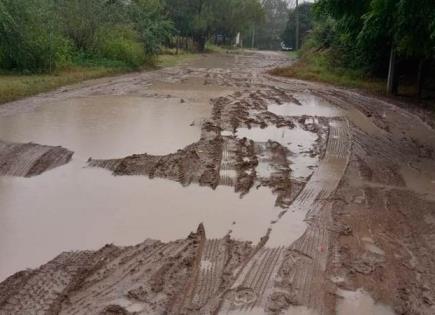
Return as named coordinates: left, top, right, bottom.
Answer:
left=287, top=0, right=316, bottom=8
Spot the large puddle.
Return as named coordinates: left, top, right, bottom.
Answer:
left=0, top=92, right=285, bottom=281
left=0, top=161, right=280, bottom=281
left=0, top=95, right=210, bottom=158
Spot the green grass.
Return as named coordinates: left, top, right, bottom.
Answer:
left=0, top=52, right=194, bottom=105
left=287, top=51, right=299, bottom=59
left=0, top=66, right=128, bottom=104
left=205, top=43, right=227, bottom=53
left=157, top=51, right=196, bottom=67
left=272, top=49, right=386, bottom=95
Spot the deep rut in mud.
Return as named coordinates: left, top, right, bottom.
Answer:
left=1, top=51, right=435, bottom=315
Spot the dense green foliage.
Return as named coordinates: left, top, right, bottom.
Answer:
left=166, top=0, right=264, bottom=51
left=281, top=0, right=435, bottom=96
left=0, top=0, right=70, bottom=72
left=0, top=0, right=266, bottom=72
left=0, top=0, right=172, bottom=72
left=310, top=0, right=435, bottom=76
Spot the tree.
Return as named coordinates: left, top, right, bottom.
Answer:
left=394, top=0, right=435, bottom=96
left=165, top=0, right=210, bottom=51
left=0, top=0, right=174, bottom=72
left=211, top=0, right=264, bottom=45
left=282, top=2, right=314, bottom=49
left=0, top=0, right=70, bottom=72
left=166, top=0, right=264, bottom=51
left=129, top=0, right=173, bottom=56
left=313, top=0, right=435, bottom=96
left=254, top=0, right=289, bottom=50
left=54, top=0, right=127, bottom=51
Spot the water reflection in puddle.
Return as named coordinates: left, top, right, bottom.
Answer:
left=0, top=159, right=280, bottom=281
left=0, top=89, right=340, bottom=283
left=0, top=95, right=210, bottom=158
left=336, top=289, right=395, bottom=315
left=268, top=93, right=342, bottom=117
left=0, top=85, right=291, bottom=282
left=236, top=125, right=319, bottom=179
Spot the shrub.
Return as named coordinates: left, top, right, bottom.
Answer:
left=0, top=0, right=72, bottom=72
left=93, top=26, right=146, bottom=68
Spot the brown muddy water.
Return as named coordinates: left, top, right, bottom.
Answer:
left=0, top=80, right=286, bottom=281
left=0, top=165, right=279, bottom=281
left=0, top=55, right=349, bottom=282
left=0, top=77, right=346, bottom=283
left=0, top=95, right=211, bottom=158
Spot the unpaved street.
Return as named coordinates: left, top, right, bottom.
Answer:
left=0, top=51, right=435, bottom=315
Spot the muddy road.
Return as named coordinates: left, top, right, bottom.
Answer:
left=1, top=51, right=435, bottom=315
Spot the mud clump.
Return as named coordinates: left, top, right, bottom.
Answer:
left=89, top=126, right=223, bottom=190
left=234, top=137, right=257, bottom=196
left=0, top=225, right=255, bottom=315
left=0, top=140, right=73, bottom=177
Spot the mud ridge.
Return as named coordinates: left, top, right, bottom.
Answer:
left=0, top=225, right=255, bottom=315
left=88, top=87, right=328, bottom=209
left=0, top=141, right=73, bottom=177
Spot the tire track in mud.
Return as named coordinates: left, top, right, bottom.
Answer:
left=216, top=118, right=352, bottom=314
left=189, top=239, right=228, bottom=313
left=0, top=247, right=119, bottom=315
left=0, top=229, right=211, bottom=315
left=219, top=136, right=238, bottom=187
left=274, top=118, right=351, bottom=314
left=0, top=141, right=73, bottom=177
left=218, top=247, right=286, bottom=314
left=271, top=118, right=351, bottom=315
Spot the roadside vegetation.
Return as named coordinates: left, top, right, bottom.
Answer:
left=0, top=53, right=196, bottom=104
left=0, top=0, right=264, bottom=104
left=274, top=0, right=435, bottom=102
left=271, top=47, right=386, bottom=94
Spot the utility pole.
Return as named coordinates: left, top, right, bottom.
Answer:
left=251, top=25, right=256, bottom=49
left=295, top=0, right=299, bottom=50
left=387, top=47, right=397, bottom=95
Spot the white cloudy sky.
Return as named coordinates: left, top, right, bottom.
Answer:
left=287, top=0, right=316, bottom=6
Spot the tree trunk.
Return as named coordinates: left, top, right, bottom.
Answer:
left=176, top=36, right=179, bottom=55
left=387, top=48, right=398, bottom=95
left=417, top=59, right=425, bottom=98
left=194, top=35, right=206, bottom=52
left=251, top=26, right=255, bottom=49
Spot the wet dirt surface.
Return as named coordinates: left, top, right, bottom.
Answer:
left=1, top=51, right=435, bottom=315
left=0, top=141, right=72, bottom=177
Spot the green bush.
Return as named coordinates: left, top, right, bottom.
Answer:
left=0, top=0, right=172, bottom=74
left=0, top=0, right=72, bottom=72
left=93, top=26, right=146, bottom=68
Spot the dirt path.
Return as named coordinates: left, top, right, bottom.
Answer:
left=0, top=51, right=435, bottom=315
